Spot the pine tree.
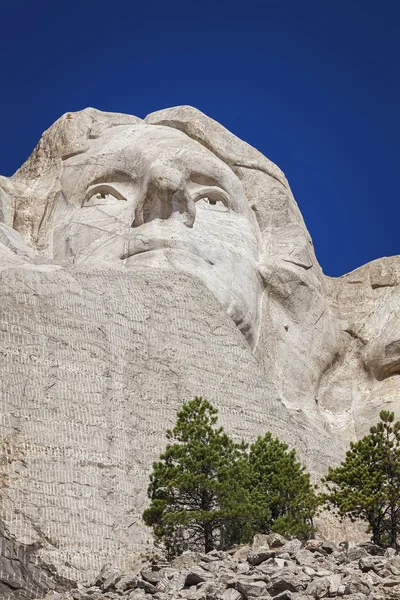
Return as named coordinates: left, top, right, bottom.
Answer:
left=142, top=397, right=251, bottom=557
left=323, top=411, right=400, bottom=548
left=247, top=432, right=318, bottom=540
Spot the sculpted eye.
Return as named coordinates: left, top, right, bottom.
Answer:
left=83, top=184, right=127, bottom=206
left=196, top=197, right=228, bottom=212
left=193, top=187, right=229, bottom=213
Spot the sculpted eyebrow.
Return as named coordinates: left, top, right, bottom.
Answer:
left=89, top=169, right=137, bottom=185
left=190, top=172, right=228, bottom=193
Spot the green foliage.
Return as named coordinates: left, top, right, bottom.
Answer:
left=142, top=397, right=252, bottom=557
left=323, top=410, right=400, bottom=548
left=246, top=432, right=319, bottom=540
left=143, top=397, right=319, bottom=556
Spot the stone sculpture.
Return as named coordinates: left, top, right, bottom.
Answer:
left=0, top=107, right=399, bottom=591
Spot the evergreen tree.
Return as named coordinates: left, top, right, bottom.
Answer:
left=142, top=397, right=251, bottom=557
left=323, top=411, right=400, bottom=548
left=247, top=432, right=318, bottom=540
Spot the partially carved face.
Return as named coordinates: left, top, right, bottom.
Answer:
left=46, top=124, right=264, bottom=344
left=1, top=106, right=399, bottom=441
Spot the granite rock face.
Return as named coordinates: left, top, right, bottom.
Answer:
left=0, top=106, right=399, bottom=588
left=0, top=522, right=74, bottom=599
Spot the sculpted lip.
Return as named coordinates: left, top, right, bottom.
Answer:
left=119, top=238, right=213, bottom=265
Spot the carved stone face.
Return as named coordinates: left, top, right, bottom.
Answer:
left=47, top=124, right=264, bottom=344
left=5, top=106, right=398, bottom=431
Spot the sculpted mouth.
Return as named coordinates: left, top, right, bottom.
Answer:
left=119, top=238, right=214, bottom=266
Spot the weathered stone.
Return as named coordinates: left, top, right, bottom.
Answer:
left=382, top=578, right=400, bottom=587
left=2, top=105, right=400, bottom=593
left=356, top=542, right=385, bottom=557
left=336, top=584, right=347, bottom=597
left=127, top=591, right=146, bottom=600
left=185, top=569, right=212, bottom=586
left=205, top=550, right=227, bottom=561
left=388, top=562, right=400, bottom=576
left=345, top=574, right=371, bottom=595
left=271, top=592, right=293, bottom=600
left=171, top=553, right=203, bottom=569
left=304, top=541, right=323, bottom=554
left=137, top=579, right=159, bottom=594
left=102, top=571, right=122, bottom=592
left=199, top=579, right=226, bottom=598
left=314, top=570, right=333, bottom=578
left=235, top=579, right=268, bottom=599
left=359, top=557, right=381, bottom=573
left=267, top=575, right=302, bottom=597
left=305, top=577, right=330, bottom=599
left=218, top=589, right=244, bottom=600
left=233, top=548, right=253, bottom=562
left=178, top=590, right=205, bottom=600
left=115, top=573, right=138, bottom=592
left=140, top=569, right=161, bottom=586
left=326, top=574, right=342, bottom=597
left=295, top=551, right=317, bottom=568
left=252, top=536, right=271, bottom=550
left=37, top=533, right=400, bottom=600
left=346, top=547, right=368, bottom=562
left=158, top=569, right=186, bottom=593
left=302, top=567, right=316, bottom=577
left=265, top=535, right=288, bottom=550
left=269, top=559, right=288, bottom=570
left=0, top=522, right=77, bottom=600
left=278, top=541, right=303, bottom=557
left=92, top=566, right=117, bottom=589
left=248, top=549, right=277, bottom=566
left=277, top=554, right=291, bottom=562
left=237, top=562, right=251, bottom=575
left=319, top=542, right=337, bottom=555
left=216, top=569, right=239, bottom=585
left=200, top=560, right=222, bottom=573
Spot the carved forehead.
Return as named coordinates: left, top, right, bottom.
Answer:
left=64, top=122, right=241, bottom=187
left=8, top=106, right=309, bottom=259
left=13, top=106, right=288, bottom=189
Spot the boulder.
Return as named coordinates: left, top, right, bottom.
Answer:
left=265, top=534, right=288, bottom=549
left=248, top=548, right=277, bottom=566
left=219, top=589, right=244, bottom=600
left=140, top=568, right=161, bottom=586
left=252, top=535, right=271, bottom=550
left=278, top=541, right=303, bottom=558
left=184, top=568, right=212, bottom=586
left=235, top=579, right=268, bottom=599
left=305, top=576, right=330, bottom=598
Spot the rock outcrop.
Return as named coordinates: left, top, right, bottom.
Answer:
left=0, top=522, right=74, bottom=599
left=0, top=106, right=399, bottom=586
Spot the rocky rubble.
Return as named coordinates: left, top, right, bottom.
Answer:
left=43, top=534, right=400, bottom=600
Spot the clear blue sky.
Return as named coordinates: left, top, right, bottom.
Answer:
left=1, top=0, right=398, bottom=276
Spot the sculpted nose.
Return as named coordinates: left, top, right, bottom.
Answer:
left=134, top=167, right=195, bottom=227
